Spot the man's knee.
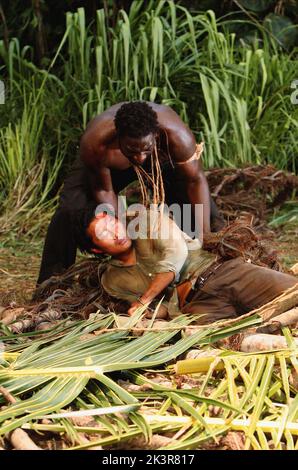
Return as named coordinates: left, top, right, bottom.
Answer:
left=251, top=265, right=297, bottom=303
left=270, top=271, right=297, bottom=295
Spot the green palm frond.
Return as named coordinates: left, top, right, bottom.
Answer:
left=170, top=346, right=298, bottom=450
left=1, top=312, right=297, bottom=449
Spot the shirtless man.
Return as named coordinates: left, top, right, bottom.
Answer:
left=37, top=101, right=222, bottom=285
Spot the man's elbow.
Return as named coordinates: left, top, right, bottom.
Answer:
left=193, top=166, right=207, bottom=183
left=186, top=175, right=204, bottom=188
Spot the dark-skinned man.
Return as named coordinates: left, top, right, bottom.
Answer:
left=36, top=101, right=223, bottom=285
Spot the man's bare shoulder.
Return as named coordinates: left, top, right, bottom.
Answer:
left=150, top=102, right=194, bottom=142
left=82, top=103, right=126, bottom=139
left=148, top=103, right=196, bottom=161
left=80, top=103, right=127, bottom=166
left=147, top=102, right=180, bottom=124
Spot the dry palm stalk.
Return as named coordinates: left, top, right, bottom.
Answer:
left=9, top=429, right=41, bottom=451
left=0, top=386, right=17, bottom=404
left=256, top=307, right=298, bottom=334
left=185, top=349, right=222, bottom=360
left=0, top=386, right=41, bottom=451
left=217, top=291, right=298, bottom=349
left=220, top=284, right=298, bottom=350
left=291, top=263, right=298, bottom=275
left=0, top=307, right=25, bottom=325
left=240, top=333, right=298, bottom=353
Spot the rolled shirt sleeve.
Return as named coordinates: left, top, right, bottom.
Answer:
left=154, top=226, right=188, bottom=280
left=137, top=209, right=189, bottom=280
left=101, top=265, right=148, bottom=303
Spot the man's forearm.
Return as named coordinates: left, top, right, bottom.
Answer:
left=139, top=272, right=175, bottom=305
left=92, top=189, right=119, bottom=215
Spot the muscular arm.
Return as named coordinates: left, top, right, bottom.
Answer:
left=80, top=131, right=119, bottom=213
left=87, top=166, right=118, bottom=212
left=160, top=108, right=211, bottom=234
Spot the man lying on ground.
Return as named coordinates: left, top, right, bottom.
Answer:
left=73, top=205, right=297, bottom=324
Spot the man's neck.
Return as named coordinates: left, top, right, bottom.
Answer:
left=114, top=246, right=136, bottom=266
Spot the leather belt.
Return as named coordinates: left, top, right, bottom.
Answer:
left=195, top=260, right=223, bottom=289
left=186, top=260, right=224, bottom=303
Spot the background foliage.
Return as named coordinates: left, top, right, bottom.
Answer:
left=0, top=0, right=297, bottom=236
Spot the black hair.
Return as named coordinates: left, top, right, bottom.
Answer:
left=114, top=101, right=159, bottom=138
left=72, top=202, right=99, bottom=254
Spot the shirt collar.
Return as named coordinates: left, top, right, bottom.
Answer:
left=108, top=248, right=137, bottom=268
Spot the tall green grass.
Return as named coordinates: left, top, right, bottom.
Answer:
left=0, top=1, right=297, bottom=235
left=0, top=90, right=65, bottom=237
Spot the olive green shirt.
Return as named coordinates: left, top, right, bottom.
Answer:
left=101, top=209, right=216, bottom=316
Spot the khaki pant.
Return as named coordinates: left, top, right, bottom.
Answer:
left=182, top=258, right=297, bottom=324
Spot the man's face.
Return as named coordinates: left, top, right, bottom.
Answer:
left=87, top=213, right=132, bottom=256
left=119, top=133, right=156, bottom=166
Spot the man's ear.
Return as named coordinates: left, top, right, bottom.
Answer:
left=91, top=247, right=103, bottom=254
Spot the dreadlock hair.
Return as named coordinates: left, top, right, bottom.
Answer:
left=114, top=101, right=159, bottom=138
left=72, top=202, right=99, bottom=254
left=115, top=102, right=165, bottom=207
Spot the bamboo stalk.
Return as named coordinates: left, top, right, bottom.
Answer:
left=174, top=350, right=298, bottom=375
left=144, top=415, right=298, bottom=435
left=175, top=356, right=225, bottom=374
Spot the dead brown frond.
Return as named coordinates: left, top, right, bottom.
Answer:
left=203, top=219, right=281, bottom=270
left=206, top=165, right=298, bottom=223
